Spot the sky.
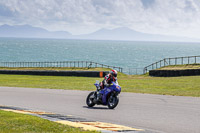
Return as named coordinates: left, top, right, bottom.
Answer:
left=0, top=0, right=200, bottom=38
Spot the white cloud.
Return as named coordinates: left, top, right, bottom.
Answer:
left=0, top=0, right=200, bottom=38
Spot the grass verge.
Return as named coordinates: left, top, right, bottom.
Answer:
left=0, top=67, right=111, bottom=71
left=158, top=64, right=200, bottom=70
left=0, top=74, right=200, bottom=97
left=0, top=110, right=97, bottom=133
left=119, top=75, right=200, bottom=97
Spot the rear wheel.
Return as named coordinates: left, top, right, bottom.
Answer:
left=86, top=92, right=96, bottom=107
left=108, top=95, right=119, bottom=109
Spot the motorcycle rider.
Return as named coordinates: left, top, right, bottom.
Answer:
left=97, top=69, right=118, bottom=101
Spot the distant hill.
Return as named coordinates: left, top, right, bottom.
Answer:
left=0, top=24, right=199, bottom=42
left=74, top=27, right=200, bottom=42
left=0, top=24, right=71, bottom=38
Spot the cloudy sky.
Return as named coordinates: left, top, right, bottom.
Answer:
left=0, top=0, right=200, bottom=38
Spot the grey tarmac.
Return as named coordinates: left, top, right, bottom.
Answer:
left=0, top=86, right=200, bottom=133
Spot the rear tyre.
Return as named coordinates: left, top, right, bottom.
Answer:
left=86, top=92, right=96, bottom=107
left=108, top=95, right=119, bottom=109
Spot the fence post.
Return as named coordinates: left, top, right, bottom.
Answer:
left=182, top=57, right=183, bottom=65
left=175, top=58, right=177, bottom=65
left=195, top=56, right=196, bottom=64
left=188, top=57, right=189, bottom=64
left=164, top=59, right=166, bottom=66
left=169, top=58, right=170, bottom=65
left=160, top=60, right=161, bottom=67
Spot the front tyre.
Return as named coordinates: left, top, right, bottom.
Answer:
left=108, top=95, right=119, bottom=109
left=86, top=92, right=96, bottom=107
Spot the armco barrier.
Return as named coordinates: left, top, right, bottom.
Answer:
left=0, top=70, right=109, bottom=77
left=149, top=69, right=200, bottom=77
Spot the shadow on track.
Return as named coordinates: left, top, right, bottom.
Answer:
left=82, top=106, right=111, bottom=110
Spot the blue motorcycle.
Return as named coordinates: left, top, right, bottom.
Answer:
left=86, top=81, right=121, bottom=109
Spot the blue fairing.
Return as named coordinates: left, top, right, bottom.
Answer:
left=94, top=81, right=121, bottom=105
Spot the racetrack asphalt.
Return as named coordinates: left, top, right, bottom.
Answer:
left=0, top=86, right=199, bottom=133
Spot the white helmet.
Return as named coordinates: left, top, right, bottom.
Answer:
left=109, top=69, right=117, bottom=78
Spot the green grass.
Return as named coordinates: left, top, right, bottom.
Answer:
left=119, top=75, right=200, bottom=97
left=0, top=67, right=111, bottom=71
left=0, top=110, right=98, bottom=133
left=0, top=74, right=200, bottom=97
left=0, top=74, right=101, bottom=90
left=158, top=64, right=200, bottom=70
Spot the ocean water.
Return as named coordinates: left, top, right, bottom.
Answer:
left=0, top=38, right=200, bottom=74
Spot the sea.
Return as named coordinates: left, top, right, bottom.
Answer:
left=0, top=37, right=200, bottom=74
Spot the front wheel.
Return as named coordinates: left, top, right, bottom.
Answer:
left=108, top=95, right=119, bottom=109
left=86, top=92, right=96, bottom=107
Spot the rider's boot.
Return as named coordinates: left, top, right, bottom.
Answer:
left=96, top=91, right=100, bottom=101
left=96, top=89, right=102, bottom=102
left=96, top=84, right=103, bottom=102
left=96, top=89, right=101, bottom=101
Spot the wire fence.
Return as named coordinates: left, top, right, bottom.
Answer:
left=144, top=55, right=200, bottom=73
left=0, top=61, right=123, bottom=73
left=4, top=56, right=198, bottom=75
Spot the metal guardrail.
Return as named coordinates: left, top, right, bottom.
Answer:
left=144, top=55, right=200, bottom=73
left=0, top=61, right=123, bottom=73
left=3, top=56, right=199, bottom=75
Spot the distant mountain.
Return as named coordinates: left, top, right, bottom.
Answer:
left=74, top=27, right=200, bottom=42
left=0, top=24, right=71, bottom=38
left=0, top=25, right=199, bottom=42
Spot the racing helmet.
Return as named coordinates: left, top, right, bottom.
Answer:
left=110, top=69, right=117, bottom=78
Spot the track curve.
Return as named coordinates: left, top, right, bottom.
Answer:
left=0, top=87, right=199, bottom=133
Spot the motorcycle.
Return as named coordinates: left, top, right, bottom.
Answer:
left=86, top=80, right=121, bottom=109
